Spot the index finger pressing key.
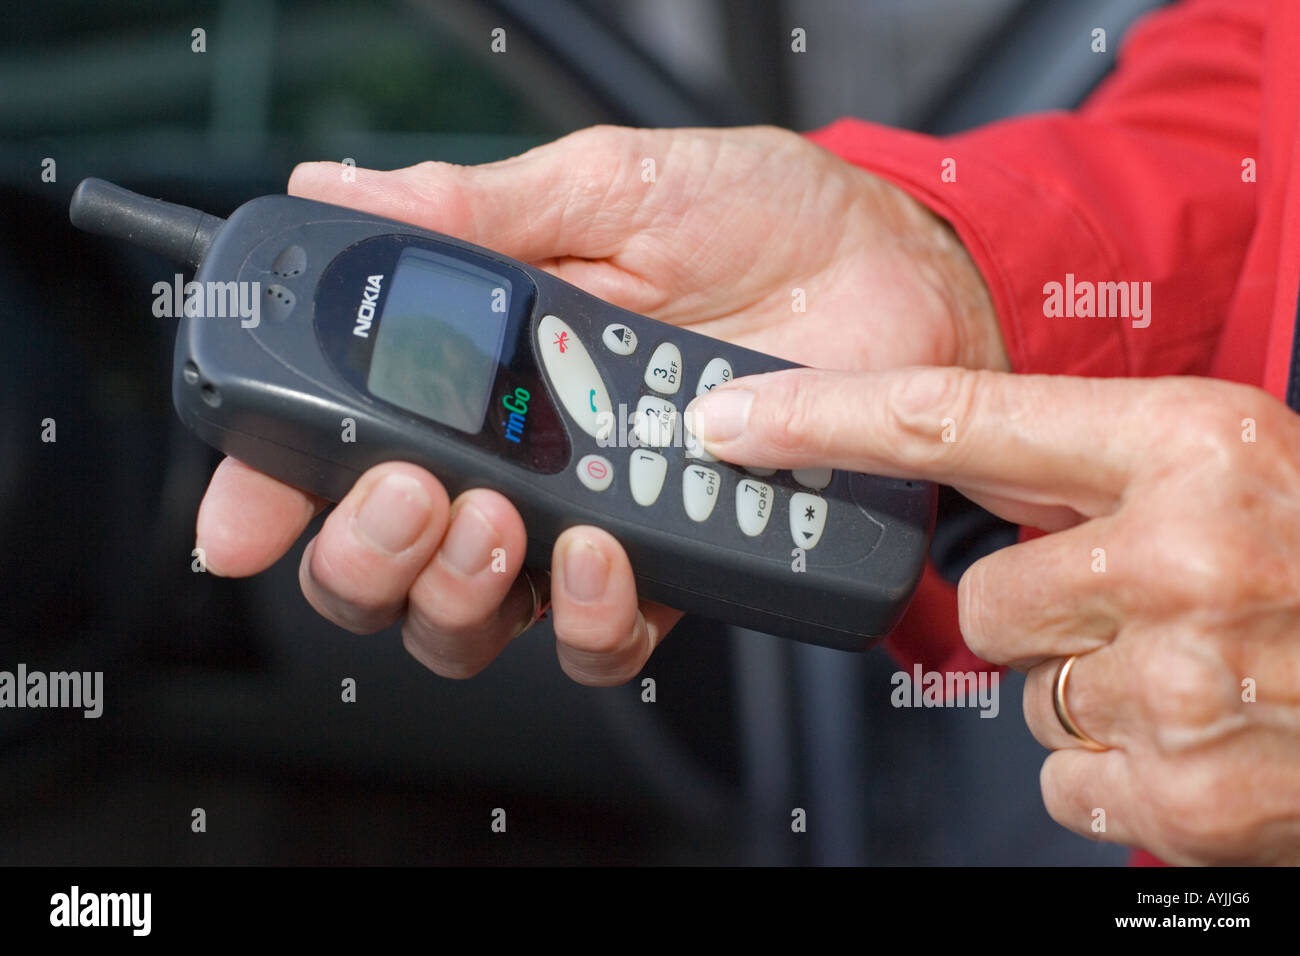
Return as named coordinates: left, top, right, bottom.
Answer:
left=689, top=367, right=1158, bottom=518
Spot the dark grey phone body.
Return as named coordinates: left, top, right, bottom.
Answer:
left=174, top=194, right=934, bottom=650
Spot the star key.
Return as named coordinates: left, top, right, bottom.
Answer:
left=789, top=492, right=827, bottom=551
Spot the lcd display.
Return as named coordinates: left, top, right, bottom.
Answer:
left=366, top=247, right=509, bottom=434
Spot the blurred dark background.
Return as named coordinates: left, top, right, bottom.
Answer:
left=0, top=0, right=1165, bottom=865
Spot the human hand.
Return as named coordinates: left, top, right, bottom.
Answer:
left=197, top=125, right=1004, bottom=685
left=288, top=125, right=1004, bottom=373
left=687, top=365, right=1300, bottom=864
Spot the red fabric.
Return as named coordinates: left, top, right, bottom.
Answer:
left=881, top=564, right=980, bottom=676
left=808, top=0, right=1296, bottom=865
left=1131, top=849, right=1171, bottom=867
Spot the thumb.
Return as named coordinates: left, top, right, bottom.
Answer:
left=286, top=126, right=655, bottom=262
left=684, top=366, right=1141, bottom=517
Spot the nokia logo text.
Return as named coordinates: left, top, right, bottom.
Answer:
left=353, top=274, right=385, bottom=337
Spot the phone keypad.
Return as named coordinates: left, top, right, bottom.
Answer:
left=544, top=320, right=838, bottom=550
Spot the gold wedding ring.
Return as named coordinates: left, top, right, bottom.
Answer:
left=1053, top=654, right=1108, bottom=751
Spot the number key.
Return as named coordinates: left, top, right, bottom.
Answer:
left=644, top=342, right=682, bottom=395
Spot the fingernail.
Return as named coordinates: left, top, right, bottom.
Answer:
left=563, top=537, right=609, bottom=603
left=354, top=474, right=431, bottom=554
left=687, top=388, right=753, bottom=444
left=439, top=503, right=495, bottom=576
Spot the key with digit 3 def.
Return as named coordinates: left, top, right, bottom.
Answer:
left=69, top=178, right=934, bottom=650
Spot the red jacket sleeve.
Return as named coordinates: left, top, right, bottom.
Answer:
left=823, top=0, right=1268, bottom=678
left=806, top=0, right=1265, bottom=378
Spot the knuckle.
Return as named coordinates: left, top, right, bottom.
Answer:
left=564, top=124, right=639, bottom=170
left=567, top=664, right=638, bottom=688
left=409, top=158, right=456, bottom=177
left=557, top=637, right=646, bottom=687
left=320, top=613, right=383, bottom=636
left=754, top=373, right=825, bottom=460
left=555, top=600, right=644, bottom=662
left=550, top=125, right=651, bottom=218
left=1156, top=385, right=1254, bottom=470
left=400, top=626, right=489, bottom=680
left=557, top=618, right=629, bottom=658
left=1126, top=518, right=1243, bottom=610
left=1149, top=526, right=1288, bottom=617
left=399, top=162, right=473, bottom=227
left=886, top=366, right=979, bottom=469
left=406, top=578, right=497, bottom=638
left=748, top=124, right=809, bottom=158
left=574, top=122, right=633, bottom=143
left=307, top=544, right=393, bottom=619
left=1133, top=634, right=1239, bottom=748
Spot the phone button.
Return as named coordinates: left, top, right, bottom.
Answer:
left=270, top=244, right=307, bottom=278
left=735, top=479, right=773, bottom=536
left=644, top=342, right=683, bottom=394
left=695, top=357, right=733, bottom=396
left=792, top=467, right=833, bottom=490
left=576, top=454, right=614, bottom=492
left=633, top=395, right=678, bottom=447
left=789, top=492, right=827, bottom=549
left=682, top=465, right=720, bottom=522
left=537, top=315, right=614, bottom=440
left=629, top=450, right=668, bottom=506
left=602, top=323, right=638, bottom=355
